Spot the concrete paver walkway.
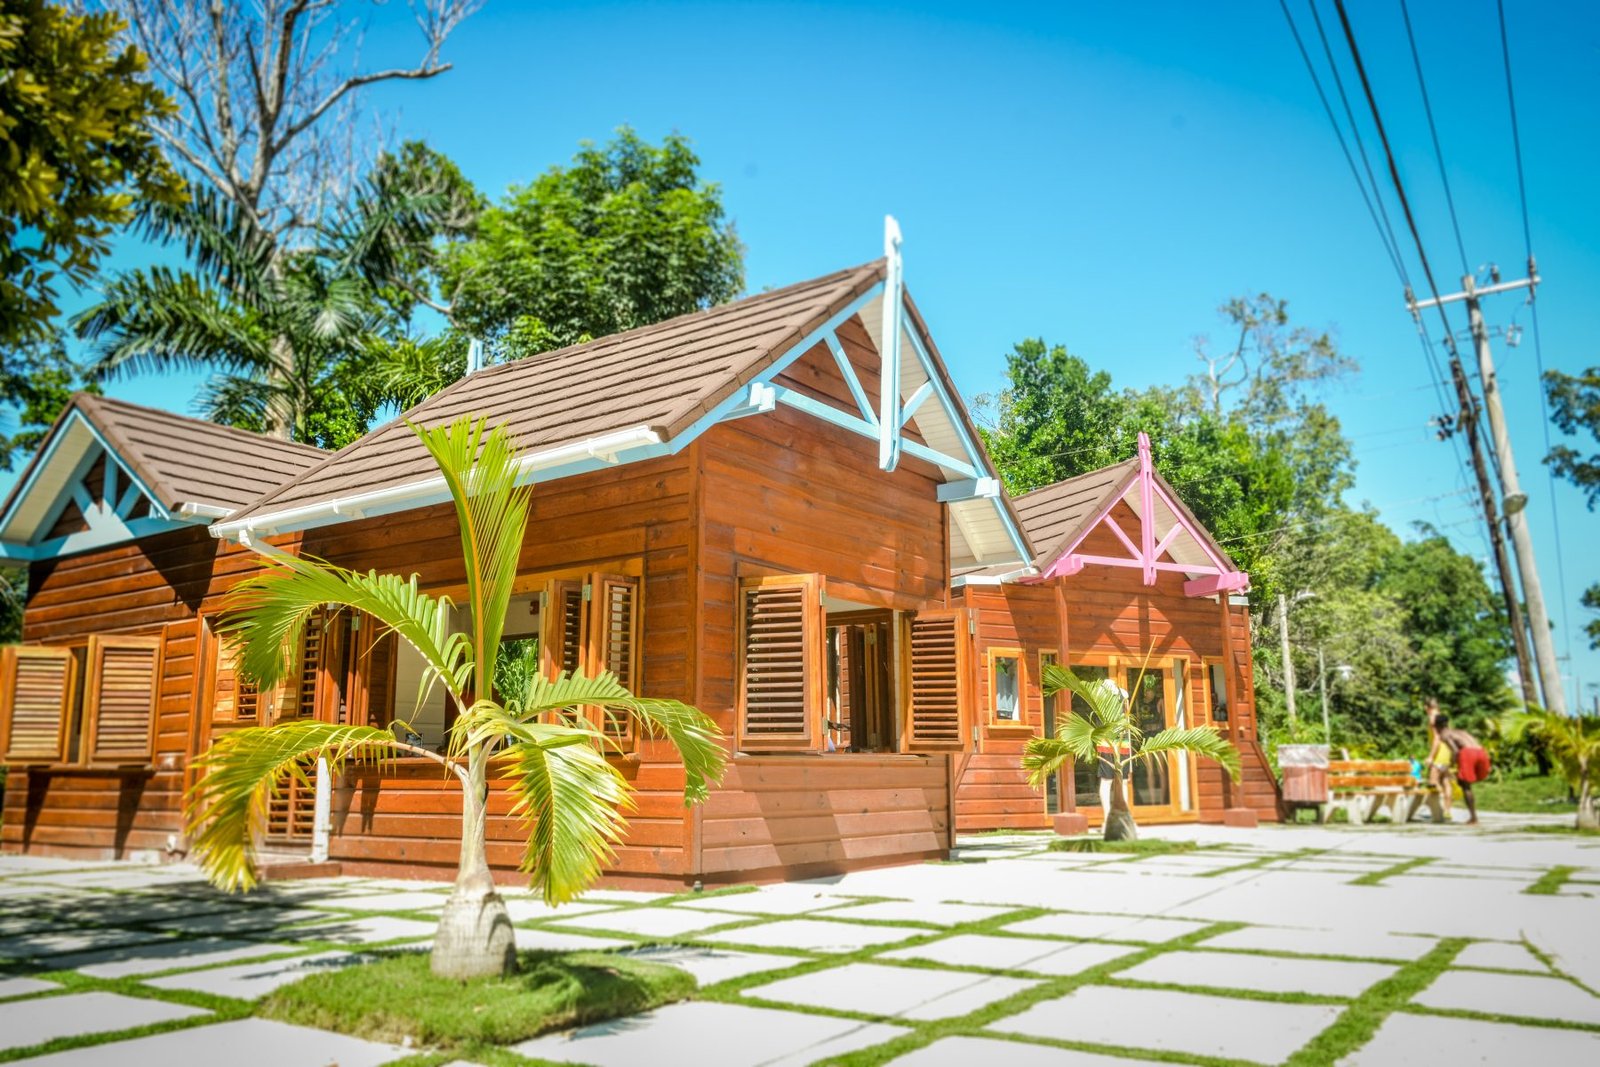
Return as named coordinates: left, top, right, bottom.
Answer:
left=2, top=814, right=1598, bottom=1064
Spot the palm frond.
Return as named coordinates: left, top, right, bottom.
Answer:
left=411, top=418, right=532, bottom=704
left=1041, top=663, right=1130, bottom=730
left=197, top=372, right=282, bottom=432
left=500, top=729, right=633, bottom=904
left=220, top=553, right=471, bottom=708
left=72, top=267, right=275, bottom=380
left=185, top=722, right=401, bottom=891
left=135, top=185, right=275, bottom=301
left=462, top=670, right=727, bottom=805
left=1136, top=725, right=1242, bottom=782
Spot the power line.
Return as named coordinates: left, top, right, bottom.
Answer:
left=1278, top=0, right=1407, bottom=283
left=1398, top=0, right=1471, bottom=276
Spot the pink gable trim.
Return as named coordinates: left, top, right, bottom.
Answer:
left=1033, top=432, right=1247, bottom=597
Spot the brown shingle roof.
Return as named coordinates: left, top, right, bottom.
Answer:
left=0, top=394, right=325, bottom=528
left=226, top=259, right=887, bottom=526
left=82, top=395, right=326, bottom=513
left=1012, top=459, right=1140, bottom=567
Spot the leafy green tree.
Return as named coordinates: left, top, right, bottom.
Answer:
left=1583, top=584, right=1600, bottom=652
left=441, top=128, right=744, bottom=357
left=1023, top=663, right=1240, bottom=841
left=0, top=0, right=182, bottom=349
left=1544, top=365, right=1599, bottom=508
left=1, top=333, right=98, bottom=468
left=186, top=417, right=726, bottom=979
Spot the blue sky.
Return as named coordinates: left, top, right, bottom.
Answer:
left=16, top=1, right=1600, bottom=706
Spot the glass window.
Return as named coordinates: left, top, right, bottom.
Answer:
left=1208, top=662, right=1229, bottom=722
left=990, top=651, right=1021, bottom=722
left=1070, top=663, right=1112, bottom=808
left=1040, top=652, right=1060, bottom=815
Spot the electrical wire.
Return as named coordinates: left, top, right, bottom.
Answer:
left=1496, top=0, right=1577, bottom=703
left=1279, top=0, right=1407, bottom=283
left=1398, top=0, right=1471, bottom=277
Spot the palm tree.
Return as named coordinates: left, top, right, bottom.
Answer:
left=1499, top=709, right=1600, bottom=830
left=1023, top=661, right=1241, bottom=841
left=74, top=147, right=474, bottom=445
left=182, top=417, right=726, bottom=979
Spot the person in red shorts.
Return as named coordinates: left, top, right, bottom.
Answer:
left=1428, top=698, right=1491, bottom=825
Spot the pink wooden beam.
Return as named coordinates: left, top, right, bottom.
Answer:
left=1102, top=513, right=1143, bottom=560
left=1183, top=572, right=1250, bottom=598
left=1138, top=432, right=1156, bottom=585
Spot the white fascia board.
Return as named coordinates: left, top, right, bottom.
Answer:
left=212, top=425, right=663, bottom=540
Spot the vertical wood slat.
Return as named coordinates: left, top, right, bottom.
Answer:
left=0, top=645, right=74, bottom=762
left=737, top=574, right=820, bottom=751
left=904, top=609, right=968, bottom=751
left=593, top=573, right=640, bottom=745
left=83, top=634, right=161, bottom=763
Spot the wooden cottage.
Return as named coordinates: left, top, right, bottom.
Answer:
left=1, top=250, right=1048, bottom=887
left=951, top=433, right=1281, bottom=831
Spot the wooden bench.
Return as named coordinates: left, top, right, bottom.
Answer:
left=1324, top=759, right=1443, bottom=825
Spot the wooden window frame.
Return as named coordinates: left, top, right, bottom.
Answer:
left=736, top=573, right=822, bottom=752
left=985, top=645, right=1027, bottom=728
left=82, top=633, right=163, bottom=766
left=0, top=644, right=78, bottom=764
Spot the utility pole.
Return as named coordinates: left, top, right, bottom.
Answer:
left=1410, top=262, right=1565, bottom=715
left=1277, top=593, right=1297, bottom=724
left=1317, top=647, right=1331, bottom=745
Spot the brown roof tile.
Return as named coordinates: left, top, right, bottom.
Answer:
left=0, top=394, right=325, bottom=523
left=227, top=259, right=887, bottom=525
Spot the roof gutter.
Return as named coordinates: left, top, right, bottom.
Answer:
left=177, top=501, right=233, bottom=521
left=210, top=424, right=665, bottom=542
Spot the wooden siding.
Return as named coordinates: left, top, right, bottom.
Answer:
left=698, top=754, right=952, bottom=882
left=956, top=505, right=1279, bottom=831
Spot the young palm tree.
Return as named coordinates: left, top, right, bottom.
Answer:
left=183, top=417, right=726, bottom=979
left=1499, top=709, right=1600, bottom=830
left=1023, top=662, right=1241, bottom=841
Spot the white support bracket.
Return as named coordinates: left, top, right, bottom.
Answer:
left=936, top=477, right=1001, bottom=503
left=719, top=381, right=777, bottom=421
left=878, top=215, right=905, bottom=472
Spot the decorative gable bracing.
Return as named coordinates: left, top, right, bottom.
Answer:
left=0, top=396, right=324, bottom=562
left=965, top=433, right=1249, bottom=598
left=215, top=230, right=1032, bottom=571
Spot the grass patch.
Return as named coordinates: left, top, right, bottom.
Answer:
left=1046, top=837, right=1202, bottom=856
left=1526, top=866, right=1581, bottom=896
left=1475, top=774, right=1575, bottom=814
left=1490, top=822, right=1600, bottom=836
left=1350, top=857, right=1434, bottom=886
left=259, top=948, right=694, bottom=1051
left=1284, top=939, right=1466, bottom=1065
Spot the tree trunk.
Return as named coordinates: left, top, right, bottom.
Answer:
left=432, top=746, right=515, bottom=979
left=1103, top=769, right=1139, bottom=841
left=1577, top=770, right=1597, bottom=832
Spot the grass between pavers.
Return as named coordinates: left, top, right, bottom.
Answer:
left=1193, top=846, right=1331, bottom=879
left=1046, top=837, right=1208, bottom=856
left=1349, top=856, right=1435, bottom=886
left=1281, top=938, right=1466, bottom=1065
left=259, top=948, right=694, bottom=1051
left=1526, top=865, right=1582, bottom=895
left=1488, top=822, right=1600, bottom=836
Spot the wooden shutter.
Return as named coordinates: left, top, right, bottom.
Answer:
left=211, top=636, right=259, bottom=723
left=1, top=645, right=75, bottom=762
left=84, top=635, right=162, bottom=763
left=591, top=574, right=640, bottom=746
left=737, top=574, right=820, bottom=751
left=904, top=609, right=969, bottom=751
left=295, top=611, right=327, bottom=719
left=542, top=579, right=589, bottom=678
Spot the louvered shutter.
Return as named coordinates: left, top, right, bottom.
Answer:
left=84, top=635, right=161, bottom=763
left=737, top=575, right=820, bottom=751
left=211, top=635, right=259, bottom=722
left=591, top=574, right=640, bottom=746
left=904, top=609, right=969, bottom=751
left=542, top=579, right=589, bottom=678
left=294, top=611, right=327, bottom=719
left=1, top=646, right=74, bottom=762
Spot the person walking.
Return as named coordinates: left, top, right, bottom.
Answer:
left=1425, top=697, right=1491, bottom=825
